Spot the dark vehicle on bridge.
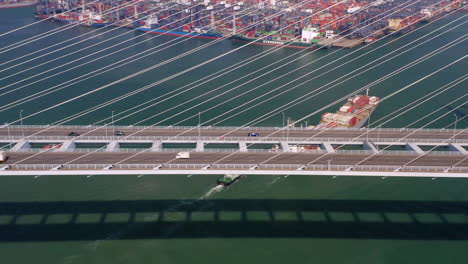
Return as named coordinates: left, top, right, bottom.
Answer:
left=68, top=132, right=79, bottom=137
left=114, top=131, right=125, bottom=136
left=247, top=132, right=259, bottom=137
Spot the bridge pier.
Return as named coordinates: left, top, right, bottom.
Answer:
left=363, top=141, right=379, bottom=153
left=321, top=143, right=335, bottom=153
left=239, top=142, right=248, bottom=152
left=151, top=141, right=162, bottom=152
left=448, top=144, right=468, bottom=155
left=405, top=143, right=425, bottom=154
left=280, top=142, right=290, bottom=152
left=196, top=141, right=204, bottom=152
left=58, top=140, right=75, bottom=152
left=10, top=140, right=30, bottom=152
left=106, top=141, right=120, bottom=152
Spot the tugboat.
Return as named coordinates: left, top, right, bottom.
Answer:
left=217, top=174, right=241, bottom=186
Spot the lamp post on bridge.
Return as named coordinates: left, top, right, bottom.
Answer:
left=20, top=110, right=24, bottom=139
left=5, top=123, right=10, bottom=140
left=282, top=112, right=285, bottom=141
left=198, top=112, right=201, bottom=140
left=453, top=114, right=458, bottom=143
left=377, top=125, right=381, bottom=151
left=111, top=110, right=115, bottom=137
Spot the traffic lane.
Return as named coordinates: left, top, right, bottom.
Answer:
left=4, top=152, right=467, bottom=167
left=0, top=128, right=467, bottom=139
left=4, top=152, right=177, bottom=164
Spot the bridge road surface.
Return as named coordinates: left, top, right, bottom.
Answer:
left=4, top=152, right=468, bottom=167
left=0, top=126, right=467, bottom=140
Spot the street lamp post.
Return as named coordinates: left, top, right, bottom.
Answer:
left=366, top=113, right=372, bottom=142
left=282, top=112, right=285, bottom=141
left=5, top=123, right=10, bottom=139
left=20, top=110, right=24, bottom=139
left=111, top=110, right=115, bottom=136
left=198, top=112, right=201, bottom=140
left=453, top=114, right=458, bottom=142
left=377, top=125, right=381, bottom=151
left=105, top=123, right=108, bottom=138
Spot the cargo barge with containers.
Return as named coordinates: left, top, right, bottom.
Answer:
left=316, top=94, right=379, bottom=129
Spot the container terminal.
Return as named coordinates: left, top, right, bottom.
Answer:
left=26, top=0, right=466, bottom=48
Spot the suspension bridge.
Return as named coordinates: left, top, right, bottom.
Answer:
left=0, top=0, right=465, bottom=179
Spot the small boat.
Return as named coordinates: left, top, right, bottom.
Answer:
left=217, top=174, right=241, bottom=186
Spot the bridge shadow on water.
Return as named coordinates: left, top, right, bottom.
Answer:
left=0, top=199, right=467, bottom=241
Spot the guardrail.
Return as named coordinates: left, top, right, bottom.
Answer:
left=0, top=135, right=466, bottom=144
left=5, top=146, right=465, bottom=156
left=8, top=163, right=468, bottom=173
left=1, top=124, right=466, bottom=133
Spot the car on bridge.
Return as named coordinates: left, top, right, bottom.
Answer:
left=68, top=132, right=79, bottom=137
left=247, top=132, right=259, bottom=137
left=114, top=131, right=125, bottom=136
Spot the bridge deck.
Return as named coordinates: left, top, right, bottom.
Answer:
left=0, top=125, right=467, bottom=140
left=0, top=126, right=466, bottom=177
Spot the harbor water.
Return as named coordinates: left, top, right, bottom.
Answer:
left=0, top=7, right=467, bottom=264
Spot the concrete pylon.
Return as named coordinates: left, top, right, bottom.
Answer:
left=196, top=141, right=204, bottom=152
left=151, top=141, right=162, bottom=152
left=10, top=140, right=30, bottom=152
left=405, top=143, right=424, bottom=154
left=106, top=141, right=120, bottom=152
left=321, top=143, right=335, bottom=153
left=239, top=142, right=248, bottom=152
left=363, top=141, right=379, bottom=153
left=448, top=144, right=468, bottom=155
left=58, top=140, right=75, bottom=152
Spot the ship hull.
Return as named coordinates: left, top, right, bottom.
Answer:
left=137, top=28, right=222, bottom=39
left=53, top=18, right=80, bottom=24
left=231, top=35, right=318, bottom=49
left=217, top=175, right=241, bottom=186
left=384, top=24, right=416, bottom=36
left=54, top=18, right=110, bottom=28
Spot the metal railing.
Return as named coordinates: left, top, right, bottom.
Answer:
left=2, top=124, right=466, bottom=134
left=0, top=135, right=466, bottom=144
left=8, top=163, right=468, bottom=173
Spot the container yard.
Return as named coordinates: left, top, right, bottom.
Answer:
left=10, top=0, right=467, bottom=47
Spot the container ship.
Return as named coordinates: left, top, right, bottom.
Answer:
left=317, top=94, right=379, bottom=129
left=53, top=11, right=111, bottom=27
left=136, top=16, right=222, bottom=39
left=230, top=27, right=338, bottom=49
left=0, top=0, right=38, bottom=8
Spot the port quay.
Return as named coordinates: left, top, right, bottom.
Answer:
left=29, top=0, right=467, bottom=48
left=0, top=125, right=466, bottom=177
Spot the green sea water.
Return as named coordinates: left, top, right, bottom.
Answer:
left=0, top=7, right=467, bottom=264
